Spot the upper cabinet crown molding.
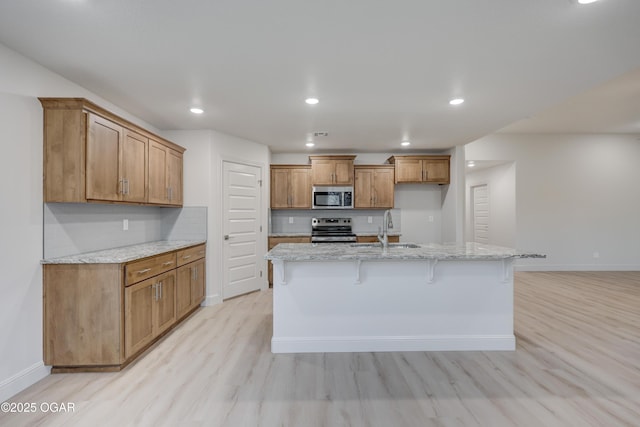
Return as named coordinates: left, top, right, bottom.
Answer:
left=309, top=155, right=356, bottom=186
left=387, top=155, right=450, bottom=184
left=40, top=98, right=184, bottom=206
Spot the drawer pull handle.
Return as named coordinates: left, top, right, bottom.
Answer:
left=182, top=255, right=192, bottom=260
left=137, top=268, right=152, bottom=275
left=162, top=261, right=174, bottom=266
left=198, top=251, right=205, bottom=255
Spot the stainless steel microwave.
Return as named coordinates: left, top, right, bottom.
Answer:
left=312, top=186, right=354, bottom=209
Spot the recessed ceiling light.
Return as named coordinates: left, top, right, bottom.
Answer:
left=306, top=142, right=315, bottom=147
left=190, top=107, right=204, bottom=114
left=467, top=161, right=475, bottom=167
left=449, top=98, right=465, bottom=106
left=401, top=141, right=411, bottom=147
left=578, top=0, right=598, bottom=4
left=305, top=98, right=319, bottom=105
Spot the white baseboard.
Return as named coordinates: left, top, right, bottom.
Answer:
left=515, top=264, right=640, bottom=272
left=0, top=362, right=50, bottom=403
left=271, top=335, right=516, bottom=353
left=204, top=294, right=222, bottom=306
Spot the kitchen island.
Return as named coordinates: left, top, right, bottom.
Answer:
left=265, top=242, right=544, bottom=353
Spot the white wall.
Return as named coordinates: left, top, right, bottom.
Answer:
left=0, top=42, right=172, bottom=402
left=465, top=162, right=516, bottom=247
left=165, top=130, right=270, bottom=304
left=466, top=134, right=640, bottom=270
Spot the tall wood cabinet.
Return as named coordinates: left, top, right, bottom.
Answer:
left=309, top=155, right=355, bottom=185
left=387, top=155, right=450, bottom=184
left=43, top=243, right=206, bottom=372
left=270, top=165, right=311, bottom=209
left=354, top=165, right=395, bottom=208
left=40, top=98, right=184, bottom=206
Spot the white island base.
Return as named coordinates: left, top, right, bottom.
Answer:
left=271, top=258, right=515, bottom=353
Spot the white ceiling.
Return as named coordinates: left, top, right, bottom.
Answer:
left=1, top=0, right=639, bottom=153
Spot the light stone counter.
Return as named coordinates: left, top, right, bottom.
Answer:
left=265, top=242, right=544, bottom=262
left=42, top=240, right=206, bottom=264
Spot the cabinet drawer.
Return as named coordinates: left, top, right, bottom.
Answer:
left=126, top=252, right=176, bottom=286
left=177, top=244, right=206, bottom=266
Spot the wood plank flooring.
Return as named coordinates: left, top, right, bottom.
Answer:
left=2, top=272, right=640, bottom=426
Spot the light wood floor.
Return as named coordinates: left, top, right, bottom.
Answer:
left=2, top=272, right=640, bottom=426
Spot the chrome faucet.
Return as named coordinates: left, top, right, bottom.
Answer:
left=378, top=209, right=394, bottom=250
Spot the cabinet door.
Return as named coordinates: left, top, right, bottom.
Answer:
left=394, top=158, right=424, bottom=183
left=423, top=159, right=450, bottom=183
left=334, top=160, right=354, bottom=185
left=191, top=258, right=206, bottom=308
left=311, top=160, right=336, bottom=185
left=155, top=271, right=176, bottom=335
left=290, top=168, right=311, bottom=208
left=86, top=114, right=122, bottom=201
left=354, top=168, right=374, bottom=208
left=122, top=130, right=148, bottom=203
left=148, top=140, right=168, bottom=204
left=176, top=264, right=193, bottom=319
left=167, top=149, right=183, bottom=206
left=270, top=168, right=291, bottom=208
left=125, top=278, right=155, bottom=358
left=373, top=168, right=395, bottom=208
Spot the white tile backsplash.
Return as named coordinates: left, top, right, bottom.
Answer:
left=44, top=204, right=207, bottom=259
left=270, top=209, right=401, bottom=235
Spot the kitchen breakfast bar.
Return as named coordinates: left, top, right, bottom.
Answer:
left=265, top=242, right=544, bottom=353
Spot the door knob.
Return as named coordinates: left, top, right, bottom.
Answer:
left=224, top=235, right=230, bottom=240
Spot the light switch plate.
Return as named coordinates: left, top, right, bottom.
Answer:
left=288, top=217, right=294, bottom=224
left=368, top=216, right=373, bottom=224
left=123, top=219, right=129, bottom=230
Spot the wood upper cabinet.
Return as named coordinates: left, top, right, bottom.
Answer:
left=148, top=139, right=183, bottom=206
left=309, top=155, right=355, bottom=185
left=39, top=98, right=184, bottom=205
left=270, top=165, right=311, bottom=209
left=354, top=165, right=395, bottom=209
left=387, top=155, right=450, bottom=184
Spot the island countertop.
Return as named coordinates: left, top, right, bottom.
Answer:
left=265, top=242, right=545, bottom=262
left=42, top=240, right=207, bottom=264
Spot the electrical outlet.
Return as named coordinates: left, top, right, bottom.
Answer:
left=288, top=217, right=294, bottom=224
left=367, top=216, right=373, bottom=224
left=428, top=215, right=434, bottom=222
left=123, top=219, right=129, bottom=231
left=593, top=251, right=600, bottom=258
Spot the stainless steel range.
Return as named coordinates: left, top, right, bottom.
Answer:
left=311, top=217, right=357, bottom=243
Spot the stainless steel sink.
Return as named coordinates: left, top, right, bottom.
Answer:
left=350, top=243, right=420, bottom=249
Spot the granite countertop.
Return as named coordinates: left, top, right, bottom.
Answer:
left=42, top=240, right=207, bottom=264
left=269, top=232, right=401, bottom=237
left=265, top=242, right=545, bottom=262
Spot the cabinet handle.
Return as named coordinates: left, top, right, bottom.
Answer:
left=182, top=255, right=192, bottom=260
left=162, top=261, right=174, bottom=266
left=125, top=179, right=130, bottom=195
left=153, top=283, right=158, bottom=301
left=193, top=266, right=197, bottom=281
left=159, top=281, right=163, bottom=299
left=119, top=179, right=125, bottom=195
left=198, top=251, right=205, bottom=255
left=137, top=268, right=152, bottom=275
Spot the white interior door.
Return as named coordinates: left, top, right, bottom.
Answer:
left=472, top=184, right=489, bottom=244
left=223, top=161, right=263, bottom=299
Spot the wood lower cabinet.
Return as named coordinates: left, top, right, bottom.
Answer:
left=43, top=243, right=205, bottom=372
left=268, top=236, right=311, bottom=286
left=356, top=235, right=400, bottom=243
left=387, top=155, right=450, bottom=184
left=354, top=165, right=395, bottom=208
left=40, top=98, right=184, bottom=206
